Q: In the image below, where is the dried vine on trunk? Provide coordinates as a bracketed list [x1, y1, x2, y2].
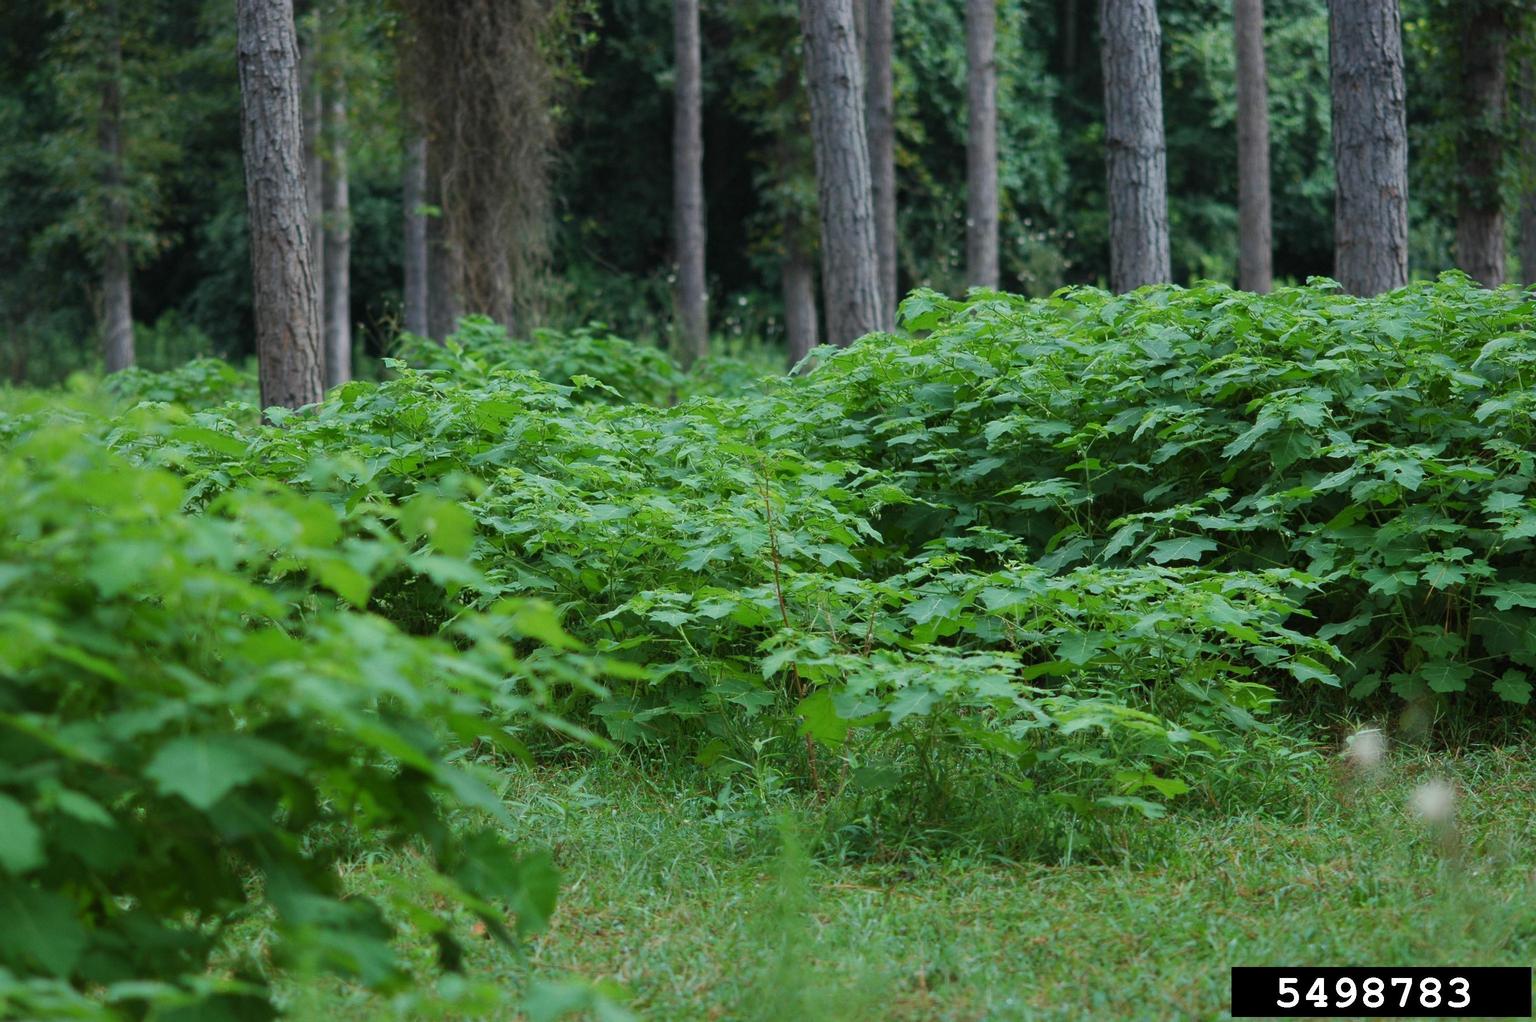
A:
[399, 0, 560, 331]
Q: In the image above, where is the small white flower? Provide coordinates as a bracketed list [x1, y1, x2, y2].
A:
[1410, 778, 1456, 826]
[1343, 728, 1386, 770]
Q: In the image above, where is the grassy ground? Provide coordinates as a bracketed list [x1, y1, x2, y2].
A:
[275, 742, 1536, 1022]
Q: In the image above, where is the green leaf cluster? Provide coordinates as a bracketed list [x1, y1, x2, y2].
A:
[0, 420, 600, 1019]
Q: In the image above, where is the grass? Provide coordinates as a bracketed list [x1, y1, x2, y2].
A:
[267, 736, 1536, 1022]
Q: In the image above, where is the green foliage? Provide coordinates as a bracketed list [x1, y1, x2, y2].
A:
[9, 277, 1535, 1013]
[801, 275, 1536, 708]
[105, 356, 255, 410]
[96, 310, 1342, 837]
[396, 318, 684, 405]
[0, 417, 616, 1019]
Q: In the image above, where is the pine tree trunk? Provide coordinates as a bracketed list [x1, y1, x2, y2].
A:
[426, 139, 462, 340]
[1454, 0, 1506, 288]
[403, 133, 430, 337]
[1234, 0, 1273, 293]
[301, 17, 324, 334]
[1100, 0, 1171, 292]
[1061, 0, 1080, 73]
[852, 0, 868, 64]
[427, 217, 461, 339]
[237, 0, 323, 410]
[966, 0, 1000, 289]
[783, 208, 820, 367]
[799, 0, 882, 346]
[1520, 61, 1536, 284]
[323, 60, 351, 387]
[1329, 0, 1408, 296]
[865, 0, 897, 322]
[673, 0, 708, 366]
[99, 10, 134, 373]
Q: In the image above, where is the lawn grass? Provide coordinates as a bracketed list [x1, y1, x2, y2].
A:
[275, 741, 1536, 1021]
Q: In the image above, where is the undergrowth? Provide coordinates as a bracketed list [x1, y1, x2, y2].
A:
[3, 276, 1534, 1017]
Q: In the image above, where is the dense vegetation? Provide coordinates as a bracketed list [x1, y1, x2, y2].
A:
[3, 278, 1532, 1017]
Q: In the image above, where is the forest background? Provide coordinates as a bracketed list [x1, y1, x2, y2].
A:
[3, 0, 1533, 384]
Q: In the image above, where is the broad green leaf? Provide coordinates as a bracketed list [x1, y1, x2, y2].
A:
[313, 555, 373, 608]
[796, 690, 849, 747]
[1148, 537, 1217, 564]
[1484, 492, 1525, 514]
[503, 600, 582, 650]
[1421, 660, 1473, 693]
[1420, 561, 1467, 590]
[884, 686, 939, 726]
[145, 736, 272, 810]
[1493, 670, 1532, 705]
[0, 795, 43, 875]
[399, 494, 476, 558]
[1054, 632, 1105, 666]
[1286, 656, 1340, 687]
[0, 884, 87, 976]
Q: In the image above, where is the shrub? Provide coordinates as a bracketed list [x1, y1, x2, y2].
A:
[94, 332, 1333, 833]
[104, 357, 256, 412]
[777, 275, 1536, 709]
[395, 318, 683, 406]
[0, 422, 609, 1019]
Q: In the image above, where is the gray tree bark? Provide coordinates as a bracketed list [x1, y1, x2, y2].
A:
[1520, 61, 1536, 284]
[1453, 0, 1506, 288]
[1100, 0, 1171, 292]
[799, 0, 883, 346]
[1234, 0, 1272, 293]
[426, 144, 462, 340]
[784, 224, 820, 368]
[300, 16, 324, 334]
[403, 133, 430, 337]
[237, 0, 323, 410]
[865, 0, 897, 321]
[966, 0, 1000, 289]
[673, 0, 708, 366]
[323, 57, 351, 387]
[852, 0, 868, 64]
[1329, 0, 1408, 296]
[427, 218, 461, 338]
[99, 8, 133, 373]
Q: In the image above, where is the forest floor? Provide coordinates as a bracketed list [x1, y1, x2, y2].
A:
[273, 743, 1536, 1022]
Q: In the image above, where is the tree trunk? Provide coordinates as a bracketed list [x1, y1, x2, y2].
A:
[966, 0, 1000, 289]
[426, 141, 462, 339]
[1061, 0, 1080, 74]
[852, 0, 868, 65]
[865, 0, 897, 322]
[102, 244, 133, 374]
[799, 0, 883, 346]
[1100, 0, 1171, 292]
[1453, 0, 1506, 288]
[1329, 0, 1408, 296]
[400, 0, 556, 334]
[1520, 60, 1536, 285]
[673, 0, 708, 366]
[237, 0, 323, 410]
[323, 56, 351, 387]
[1234, 0, 1273, 293]
[783, 203, 820, 367]
[301, 15, 324, 334]
[403, 133, 430, 337]
[99, 9, 133, 373]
